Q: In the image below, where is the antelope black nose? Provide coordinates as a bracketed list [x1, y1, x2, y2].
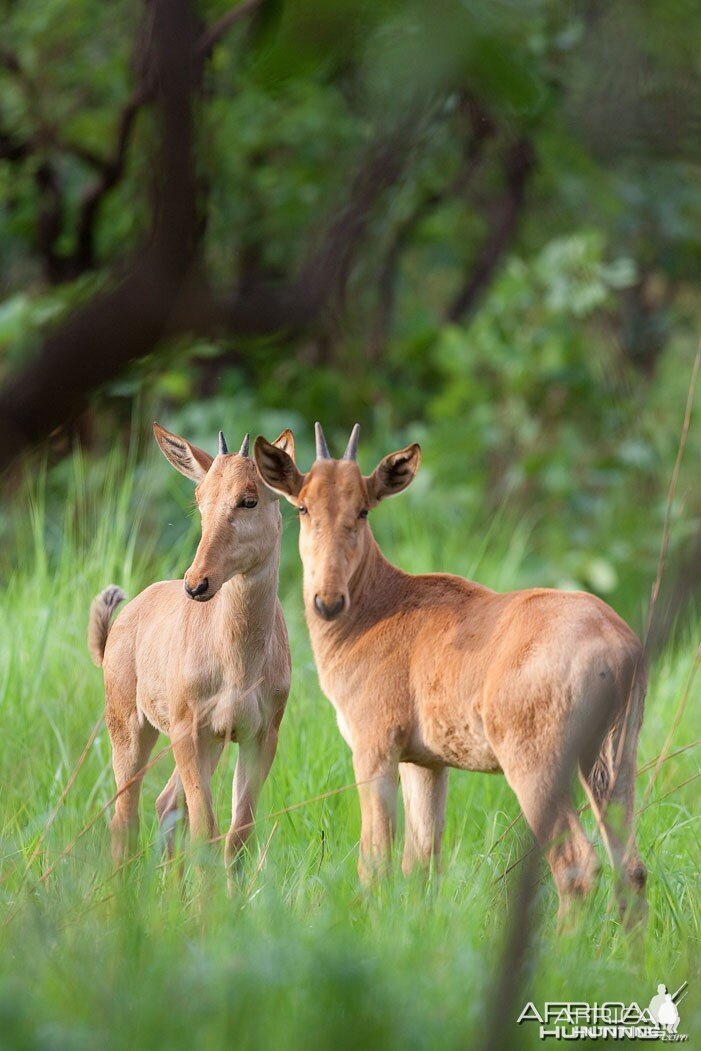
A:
[184, 577, 209, 599]
[314, 594, 345, 621]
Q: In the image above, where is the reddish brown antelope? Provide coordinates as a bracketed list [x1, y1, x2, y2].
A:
[89, 423, 294, 871]
[254, 423, 647, 923]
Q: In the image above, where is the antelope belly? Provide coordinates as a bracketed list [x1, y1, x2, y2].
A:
[417, 712, 502, 773]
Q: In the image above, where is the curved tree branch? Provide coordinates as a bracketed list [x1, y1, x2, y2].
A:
[35, 161, 66, 283]
[72, 83, 152, 274]
[72, 0, 265, 272]
[209, 110, 424, 338]
[0, 0, 203, 467]
[0, 1, 263, 282]
[369, 97, 495, 358]
[446, 136, 535, 325]
[197, 0, 264, 61]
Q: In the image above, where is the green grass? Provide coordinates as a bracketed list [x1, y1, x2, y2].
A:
[0, 449, 699, 1050]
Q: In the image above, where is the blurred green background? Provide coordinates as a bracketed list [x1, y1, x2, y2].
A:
[1, 2, 700, 1048]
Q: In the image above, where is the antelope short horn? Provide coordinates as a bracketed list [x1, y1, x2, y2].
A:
[315, 422, 331, 460]
[218, 431, 228, 455]
[239, 433, 250, 457]
[342, 423, 360, 461]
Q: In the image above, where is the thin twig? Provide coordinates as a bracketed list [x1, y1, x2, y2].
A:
[160, 776, 378, 866]
[606, 344, 701, 864]
[644, 343, 701, 649]
[495, 722, 701, 884]
[11, 715, 105, 889]
[34, 679, 262, 889]
[243, 818, 279, 895]
[637, 641, 701, 814]
[484, 734, 701, 864]
[636, 770, 701, 816]
[64, 776, 375, 924]
[197, 0, 263, 60]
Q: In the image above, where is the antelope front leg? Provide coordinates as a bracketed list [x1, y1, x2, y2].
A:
[156, 740, 225, 857]
[171, 726, 219, 846]
[225, 720, 279, 875]
[352, 750, 399, 885]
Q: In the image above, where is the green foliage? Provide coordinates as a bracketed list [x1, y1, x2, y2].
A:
[426, 232, 643, 511]
[0, 275, 104, 376]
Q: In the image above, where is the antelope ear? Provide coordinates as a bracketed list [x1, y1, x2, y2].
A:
[153, 422, 213, 482]
[253, 435, 304, 503]
[366, 443, 421, 505]
[271, 428, 296, 460]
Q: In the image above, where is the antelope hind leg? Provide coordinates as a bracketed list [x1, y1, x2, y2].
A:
[225, 719, 281, 879]
[399, 762, 448, 878]
[107, 709, 159, 866]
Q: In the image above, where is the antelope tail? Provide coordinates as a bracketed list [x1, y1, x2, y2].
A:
[578, 662, 647, 867]
[88, 585, 126, 667]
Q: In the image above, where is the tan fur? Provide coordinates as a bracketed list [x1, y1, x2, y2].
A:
[254, 437, 647, 924]
[88, 585, 126, 666]
[93, 423, 294, 872]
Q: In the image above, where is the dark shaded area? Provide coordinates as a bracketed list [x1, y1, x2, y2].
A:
[447, 137, 535, 325]
[0, 0, 427, 467]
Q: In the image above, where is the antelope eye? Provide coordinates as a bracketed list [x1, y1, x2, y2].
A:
[298, 505, 308, 516]
[238, 496, 258, 509]
[359, 508, 369, 519]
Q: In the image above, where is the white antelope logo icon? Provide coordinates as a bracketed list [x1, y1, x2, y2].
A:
[648, 982, 687, 1033]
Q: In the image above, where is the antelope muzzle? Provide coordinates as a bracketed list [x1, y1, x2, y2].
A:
[314, 593, 346, 621]
[184, 575, 211, 601]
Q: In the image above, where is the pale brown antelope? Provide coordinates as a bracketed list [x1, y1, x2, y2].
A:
[88, 423, 294, 871]
[254, 423, 647, 923]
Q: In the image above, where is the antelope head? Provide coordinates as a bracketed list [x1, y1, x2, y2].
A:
[254, 423, 420, 621]
[154, 422, 295, 601]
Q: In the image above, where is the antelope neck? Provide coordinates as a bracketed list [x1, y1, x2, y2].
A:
[348, 532, 405, 611]
[213, 550, 280, 647]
